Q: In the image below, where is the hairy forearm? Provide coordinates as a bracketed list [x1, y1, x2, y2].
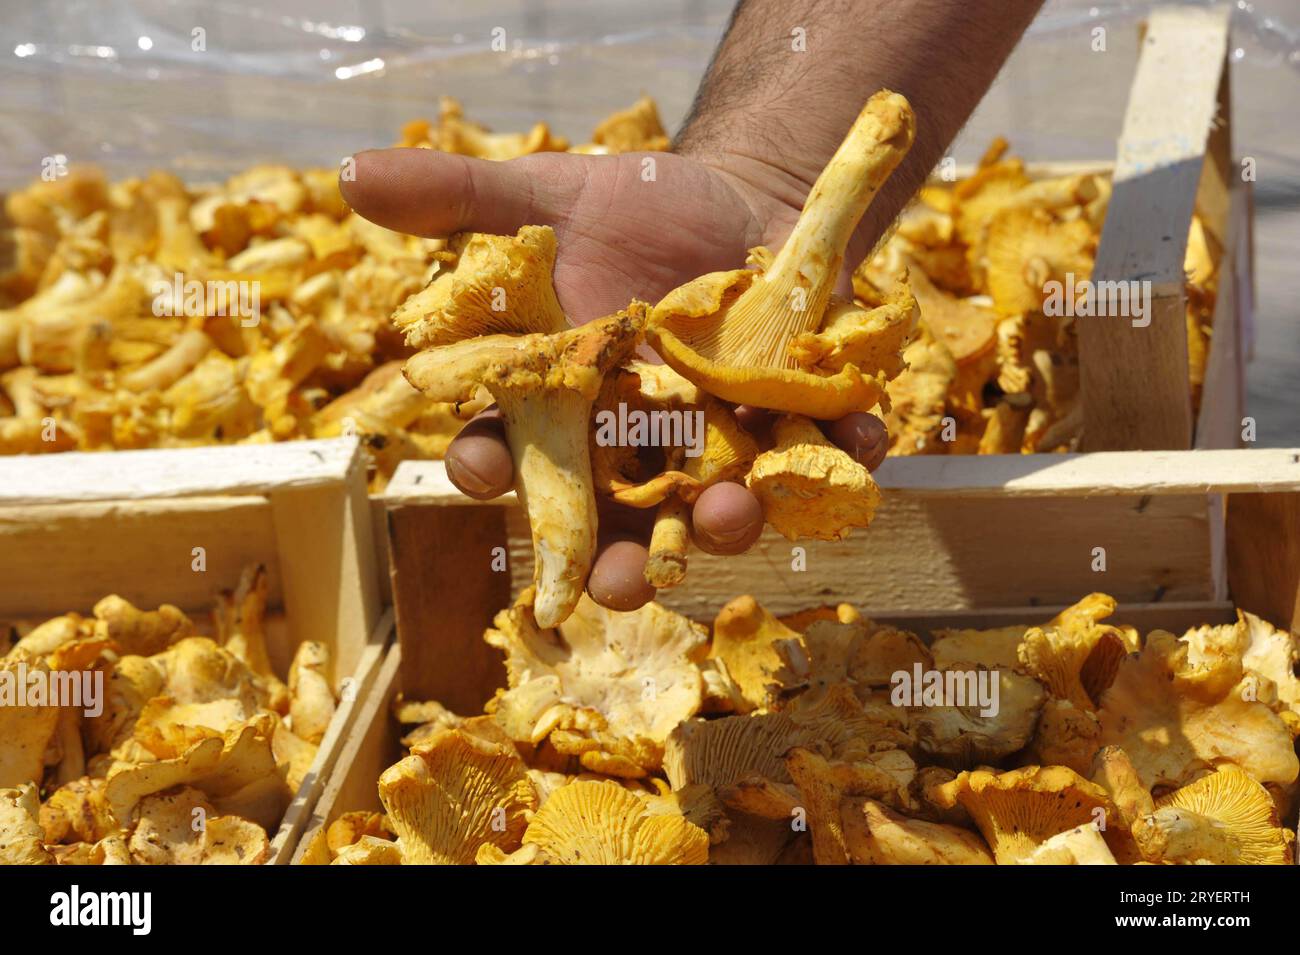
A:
[676, 0, 1044, 249]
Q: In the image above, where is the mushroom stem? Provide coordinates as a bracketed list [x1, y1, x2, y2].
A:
[401, 270, 645, 629]
[645, 496, 690, 589]
[495, 386, 598, 629]
[719, 92, 914, 368]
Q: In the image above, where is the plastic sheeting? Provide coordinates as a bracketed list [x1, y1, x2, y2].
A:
[1, 0, 1297, 186]
[2, 0, 1298, 440]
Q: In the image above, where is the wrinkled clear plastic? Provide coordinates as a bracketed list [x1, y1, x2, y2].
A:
[1, 0, 1297, 188]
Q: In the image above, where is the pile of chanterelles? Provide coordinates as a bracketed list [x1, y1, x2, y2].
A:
[0, 98, 671, 489]
[1, 566, 336, 865]
[395, 92, 921, 622]
[863, 138, 1218, 456]
[307, 590, 1296, 865]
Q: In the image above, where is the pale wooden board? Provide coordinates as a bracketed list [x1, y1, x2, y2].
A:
[1078, 6, 1231, 451]
[0, 496, 282, 619]
[500, 492, 1215, 620]
[0, 437, 359, 506]
[292, 641, 404, 864]
[388, 449, 1300, 505]
[270, 453, 382, 685]
[1195, 181, 1250, 451]
[269, 614, 392, 865]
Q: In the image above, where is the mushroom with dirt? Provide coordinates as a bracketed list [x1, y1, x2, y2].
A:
[396, 226, 645, 627]
[931, 765, 1115, 864]
[1131, 765, 1294, 866]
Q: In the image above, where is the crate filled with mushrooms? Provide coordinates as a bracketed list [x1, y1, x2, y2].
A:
[0, 437, 387, 865]
[299, 38, 1300, 863]
[302, 576, 1300, 866]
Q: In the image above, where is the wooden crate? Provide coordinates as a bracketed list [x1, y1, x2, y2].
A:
[0, 436, 387, 864]
[1077, 5, 1243, 452]
[383, 448, 1300, 712]
[298, 447, 1300, 860]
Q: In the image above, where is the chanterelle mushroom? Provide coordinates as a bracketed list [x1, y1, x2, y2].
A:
[1132, 765, 1294, 866]
[932, 766, 1114, 864]
[516, 779, 709, 865]
[398, 227, 644, 627]
[841, 797, 994, 865]
[378, 727, 536, 865]
[746, 414, 881, 540]
[0, 784, 52, 865]
[1019, 824, 1116, 865]
[646, 91, 918, 418]
[484, 592, 708, 776]
[708, 595, 810, 713]
[1098, 630, 1299, 789]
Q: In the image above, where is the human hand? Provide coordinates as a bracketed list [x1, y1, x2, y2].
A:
[341, 145, 889, 612]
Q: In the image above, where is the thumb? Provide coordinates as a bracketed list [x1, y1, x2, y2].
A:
[340, 147, 581, 238]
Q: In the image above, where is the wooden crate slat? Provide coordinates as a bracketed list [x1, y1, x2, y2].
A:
[860, 599, 1236, 637]
[1194, 181, 1250, 450]
[0, 437, 358, 506]
[269, 613, 392, 865]
[1078, 5, 1231, 451]
[389, 449, 1300, 506]
[387, 502, 510, 712]
[503, 493, 1214, 618]
[0, 496, 281, 619]
[292, 642, 404, 864]
[270, 451, 382, 687]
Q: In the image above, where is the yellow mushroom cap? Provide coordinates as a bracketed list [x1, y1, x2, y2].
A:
[646, 91, 917, 419]
[985, 206, 1095, 316]
[1098, 630, 1299, 789]
[377, 727, 537, 865]
[708, 595, 810, 713]
[590, 96, 671, 153]
[932, 765, 1115, 864]
[392, 226, 567, 349]
[520, 779, 708, 865]
[484, 593, 708, 776]
[929, 624, 1028, 671]
[842, 797, 994, 865]
[746, 414, 881, 541]
[1018, 824, 1117, 865]
[911, 669, 1046, 768]
[0, 784, 53, 865]
[1132, 765, 1294, 865]
[332, 835, 403, 865]
[0, 651, 60, 789]
[1018, 622, 1131, 711]
[127, 787, 269, 865]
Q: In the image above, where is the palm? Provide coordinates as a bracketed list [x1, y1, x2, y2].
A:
[511, 150, 800, 323]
